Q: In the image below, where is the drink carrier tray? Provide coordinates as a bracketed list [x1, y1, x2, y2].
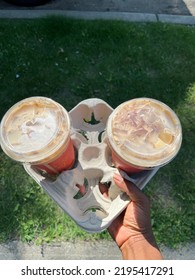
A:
[24, 98, 159, 233]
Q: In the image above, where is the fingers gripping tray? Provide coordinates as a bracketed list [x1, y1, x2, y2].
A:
[24, 99, 159, 233]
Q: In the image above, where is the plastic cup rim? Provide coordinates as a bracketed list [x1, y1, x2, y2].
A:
[0, 96, 71, 164]
[106, 97, 182, 168]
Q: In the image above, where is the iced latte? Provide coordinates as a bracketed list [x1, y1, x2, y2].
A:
[106, 98, 182, 173]
[0, 97, 75, 174]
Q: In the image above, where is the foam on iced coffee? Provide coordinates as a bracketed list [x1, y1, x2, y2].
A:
[0, 97, 71, 166]
[107, 98, 182, 170]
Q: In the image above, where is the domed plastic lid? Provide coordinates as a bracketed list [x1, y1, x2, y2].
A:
[107, 98, 182, 169]
[0, 97, 70, 164]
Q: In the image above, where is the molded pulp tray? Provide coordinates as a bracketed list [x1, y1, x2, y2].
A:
[24, 98, 159, 233]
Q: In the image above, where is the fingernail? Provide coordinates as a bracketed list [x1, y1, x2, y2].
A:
[113, 173, 124, 183]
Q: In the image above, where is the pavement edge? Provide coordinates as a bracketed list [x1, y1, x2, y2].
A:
[0, 10, 195, 25]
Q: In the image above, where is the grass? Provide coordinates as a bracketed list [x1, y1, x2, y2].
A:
[0, 17, 194, 248]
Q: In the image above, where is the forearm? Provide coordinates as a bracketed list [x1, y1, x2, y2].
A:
[120, 234, 163, 260]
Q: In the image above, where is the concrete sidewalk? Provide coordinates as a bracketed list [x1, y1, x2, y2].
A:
[0, 0, 195, 15]
[1, 240, 195, 260]
[0, 0, 195, 25]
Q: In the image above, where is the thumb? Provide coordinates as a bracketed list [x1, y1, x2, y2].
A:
[113, 173, 147, 203]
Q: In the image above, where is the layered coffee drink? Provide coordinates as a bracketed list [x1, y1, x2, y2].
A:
[0, 97, 75, 174]
[106, 98, 182, 173]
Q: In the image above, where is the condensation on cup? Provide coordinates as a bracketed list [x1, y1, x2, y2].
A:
[106, 98, 182, 174]
[0, 96, 75, 174]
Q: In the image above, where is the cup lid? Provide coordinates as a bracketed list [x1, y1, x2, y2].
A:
[0, 96, 70, 163]
[106, 98, 182, 168]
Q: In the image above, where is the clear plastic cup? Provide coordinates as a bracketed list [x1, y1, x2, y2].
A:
[0, 96, 75, 174]
[106, 98, 182, 174]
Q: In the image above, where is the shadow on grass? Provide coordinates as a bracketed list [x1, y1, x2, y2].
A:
[0, 18, 195, 113]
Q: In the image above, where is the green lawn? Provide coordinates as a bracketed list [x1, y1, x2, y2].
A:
[0, 17, 194, 247]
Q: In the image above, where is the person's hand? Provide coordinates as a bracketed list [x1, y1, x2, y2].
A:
[107, 173, 163, 260]
[108, 173, 152, 247]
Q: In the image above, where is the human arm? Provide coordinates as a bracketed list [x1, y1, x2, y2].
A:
[108, 173, 163, 260]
